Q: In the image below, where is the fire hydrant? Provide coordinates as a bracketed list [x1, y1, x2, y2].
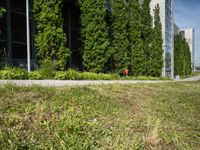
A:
[124, 69, 129, 76]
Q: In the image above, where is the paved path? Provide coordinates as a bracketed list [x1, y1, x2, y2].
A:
[0, 75, 199, 87]
[181, 75, 200, 81]
[0, 80, 172, 87]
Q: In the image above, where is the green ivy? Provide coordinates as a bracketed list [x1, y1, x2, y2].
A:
[32, 0, 70, 70]
[78, 0, 110, 73]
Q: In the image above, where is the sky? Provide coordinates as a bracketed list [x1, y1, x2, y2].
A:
[174, 0, 200, 66]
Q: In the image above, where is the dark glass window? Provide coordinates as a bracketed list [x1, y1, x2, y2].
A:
[12, 43, 26, 58]
[71, 50, 82, 69]
[11, 0, 26, 13]
[0, 15, 6, 40]
[0, 0, 6, 7]
[71, 28, 81, 50]
[0, 41, 7, 56]
[0, 0, 6, 41]
[63, 1, 82, 69]
[11, 12, 26, 42]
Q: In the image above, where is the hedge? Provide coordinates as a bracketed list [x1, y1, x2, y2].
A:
[0, 68, 169, 80]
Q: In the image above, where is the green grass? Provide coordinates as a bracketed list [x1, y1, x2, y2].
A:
[0, 82, 200, 149]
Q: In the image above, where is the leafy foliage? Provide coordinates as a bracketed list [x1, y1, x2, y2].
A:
[39, 59, 57, 79]
[28, 71, 42, 80]
[78, 0, 110, 73]
[110, 0, 129, 73]
[174, 34, 192, 76]
[32, 0, 70, 70]
[0, 7, 6, 17]
[0, 67, 28, 79]
[55, 69, 81, 80]
[141, 0, 154, 75]
[150, 5, 163, 77]
[128, 0, 145, 76]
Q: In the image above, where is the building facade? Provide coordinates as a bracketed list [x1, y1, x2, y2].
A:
[0, 0, 82, 69]
[1, 0, 175, 77]
[179, 28, 195, 69]
[150, 0, 174, 78]
[174, 23, 179, 35]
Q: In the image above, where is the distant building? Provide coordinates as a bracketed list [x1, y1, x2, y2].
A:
[174, 23, 179, 35]
[179, 28, 195, 69]
[150, 0, 174, 78]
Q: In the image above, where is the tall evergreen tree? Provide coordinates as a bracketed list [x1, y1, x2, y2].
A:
[110, 0, 129, 73]
[174, 34, 192, 76]
[141, 0, 153, 75]
[33, 0, 70, 70]
[174, 34, 183, 75]
[128, 0, 145, 75]
[183, 38, 192, 75]
[150, 5, 163, 77]
[78, 0, 110, 73]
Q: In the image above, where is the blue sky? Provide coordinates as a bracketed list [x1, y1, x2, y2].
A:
[174, 0, 200, 66]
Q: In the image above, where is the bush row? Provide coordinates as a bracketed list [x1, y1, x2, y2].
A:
[0, 68, 169, 80]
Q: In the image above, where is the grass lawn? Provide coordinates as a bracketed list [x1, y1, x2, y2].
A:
[0, 82, 200, 149]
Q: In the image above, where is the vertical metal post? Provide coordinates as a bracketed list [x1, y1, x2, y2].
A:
[171, 0, 175, 79]
[26, 0, 31, 72]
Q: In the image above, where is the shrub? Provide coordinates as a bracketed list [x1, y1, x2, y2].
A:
[81, 72, 100, 80]
[65, 69, 81, 80]
[55, 70, 81, 80]
[0, 67, 28, 79]
[97, 73, 112, 80]
[28, 71, 42, 80]
[0, 70, 11, 79]
[55, 71, 66, 80]
[39, 59, 56, 79]
[111, 73, 121, 80]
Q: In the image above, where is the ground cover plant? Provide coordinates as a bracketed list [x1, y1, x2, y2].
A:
[0, 82, 200, 149]
[0, 67, 170, 80]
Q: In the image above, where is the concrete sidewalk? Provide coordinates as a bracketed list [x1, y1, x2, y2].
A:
[0, 75, 199, 87]
[0, 80, 172, 87]
[181, 75, 200, 81]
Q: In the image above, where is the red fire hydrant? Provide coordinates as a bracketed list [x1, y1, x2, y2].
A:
[124, 69, 129, 76]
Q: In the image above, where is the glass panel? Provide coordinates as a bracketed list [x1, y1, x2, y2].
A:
[12, 43, 26, 58]
[0, 41, 7, 56]
[11, 0, 26, 13]
[0, 0, 6, 40]
[11, 12, 26, 42]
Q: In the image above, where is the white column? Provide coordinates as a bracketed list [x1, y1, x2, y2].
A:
[26, 0, 31, 72]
